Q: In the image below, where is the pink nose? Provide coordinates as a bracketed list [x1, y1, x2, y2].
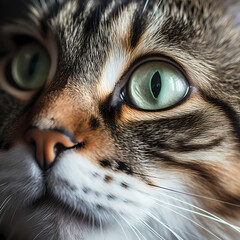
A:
[25, 128, 76, 170]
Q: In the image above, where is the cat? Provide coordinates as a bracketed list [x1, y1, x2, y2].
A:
[0, 0, 239, 239]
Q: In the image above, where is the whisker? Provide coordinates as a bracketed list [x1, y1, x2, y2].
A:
[148, 183, 240, 208]
[142, 0, 149, 13]
[118, 213, 146, 240]
[150, 0, 163, 19]
[157, 203, 223, 240]
[0, 195, 12, 215]
[137, 217, 166, 240]
[111, 213, 129, 240]
[32, 224, 52, 240]
[143, 210, 184, 240]
[0, 185, 11, 193]
[151, 194, 240, 232]
[10, 206, 18, 224]
[132, 171, 240, 208]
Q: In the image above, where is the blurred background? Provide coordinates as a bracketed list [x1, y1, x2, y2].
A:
[0, 0, 29, 23]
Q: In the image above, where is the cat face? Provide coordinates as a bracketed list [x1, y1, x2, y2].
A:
[0, 0, 239, 239]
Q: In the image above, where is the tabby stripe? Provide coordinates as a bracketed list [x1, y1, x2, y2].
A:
[149, 151, 217, 183]
[149, 151, 240, 213]
[80, 1, 111, 39]
[129, 8, 148, 49]
[173, 137, 223, 152]
[201, 92, 240, 144]
[146, 138, 223, 153]
[38, 0, 68, 35]
[103, 0, 134, 25]
[72, 0, 89, 22]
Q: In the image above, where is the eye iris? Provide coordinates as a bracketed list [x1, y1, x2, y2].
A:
[127, 61, 189, 110]
[28, 53, 40, 77]
[150, 71, 161, 99]
[9, 42, 50, 91]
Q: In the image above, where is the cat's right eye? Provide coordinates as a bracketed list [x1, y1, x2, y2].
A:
[5, 42, 50, 91]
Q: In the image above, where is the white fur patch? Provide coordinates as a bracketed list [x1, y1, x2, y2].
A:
[0, 145, 239, 239]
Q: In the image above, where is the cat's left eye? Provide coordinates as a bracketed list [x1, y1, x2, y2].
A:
[6, 42, 50, 91]
[122, 61, 189, 111]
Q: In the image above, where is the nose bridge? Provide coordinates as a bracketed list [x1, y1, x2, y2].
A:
[30, 85, 94, 131]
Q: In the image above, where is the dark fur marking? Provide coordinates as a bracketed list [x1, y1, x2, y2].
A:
[99, 94, 116, 126]
[96, 204, 104, 210]
[201, 92, 240, 144]
[116, 161, 133, 175]
[92, 172, 100, 178]
[150, 137, 223, 153]
[104, 0, 133, 24]
[129, 9, 147, 49]
[80, 1, 110, 51]
[100, 160, 112, 168]
[72, 0, 87, 20]
[39, 0, 67, 34]
[121, 182, 129, 189]
[89, 117, 100, 130]
[107, 194, 116, 200]
[82, 187, 91, 194]
[175, 138, 223, 152]
[150, 151, 217, 183]
[104, 175, 113, 183]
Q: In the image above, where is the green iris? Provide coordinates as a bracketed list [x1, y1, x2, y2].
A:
[11, 43, 50, 90]
[128, 61, 189, 110]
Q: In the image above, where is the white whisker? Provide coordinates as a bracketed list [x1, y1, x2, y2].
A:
[143, 210, 184, 240]
[142, 0, 149, 13]
[150, 0, 163, 19]
[149, 184, 240, 208]
[151, 193, 240, 232]
[137, 217, 166, 240]
[111, 213, 129, 240]
[32, 225, 51, 240]
[118, 213, 146, 240]
[158, 203, 223, 240]
[0, 194, 13, 214]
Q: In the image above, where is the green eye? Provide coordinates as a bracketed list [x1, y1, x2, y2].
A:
[10, 43, 50, 90]
[126, 61, 189, 110]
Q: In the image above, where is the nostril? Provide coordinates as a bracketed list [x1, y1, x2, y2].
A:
[54, 143, 67, 157]
[24, 127, 79, 171]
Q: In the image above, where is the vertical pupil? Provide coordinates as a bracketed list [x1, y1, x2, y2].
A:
[28, 53, 39, 77]
[151, 71, 161, 99]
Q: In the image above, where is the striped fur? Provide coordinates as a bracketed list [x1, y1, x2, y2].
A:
[0, 0, 239, 239]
